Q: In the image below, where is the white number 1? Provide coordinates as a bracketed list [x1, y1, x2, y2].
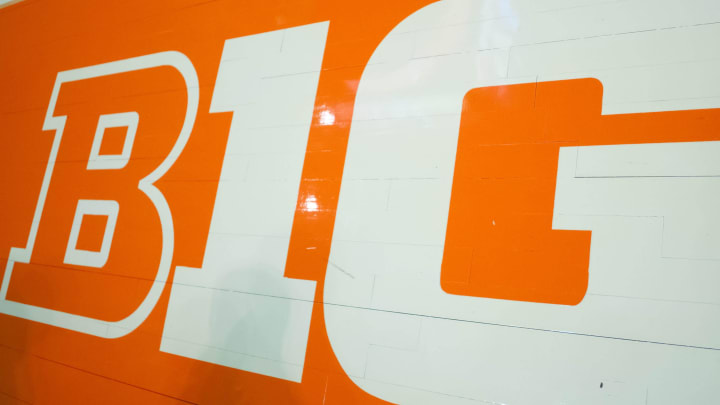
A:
[160, 22, 329, 383]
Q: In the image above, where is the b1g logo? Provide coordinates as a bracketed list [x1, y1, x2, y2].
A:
[2, 0, 720, 402]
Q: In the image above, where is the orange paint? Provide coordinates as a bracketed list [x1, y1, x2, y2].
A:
[0, 0, 432, 403]
[442, 78, 720, 305]
[2, 0, 718, 402]
[97, 126, 128, 156]
[74, 215, 108, 252]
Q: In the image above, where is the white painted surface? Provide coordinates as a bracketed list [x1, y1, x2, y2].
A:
[323, 0, 720, 403]
[1, 0, 718, 402]
[161, 22, 328, 382]
[0, 0, 22, 8]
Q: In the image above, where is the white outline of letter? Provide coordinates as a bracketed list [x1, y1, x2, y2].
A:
[0, 51, 199, 338]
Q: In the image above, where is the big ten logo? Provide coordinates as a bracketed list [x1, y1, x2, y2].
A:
[2, 0, 720, 403]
